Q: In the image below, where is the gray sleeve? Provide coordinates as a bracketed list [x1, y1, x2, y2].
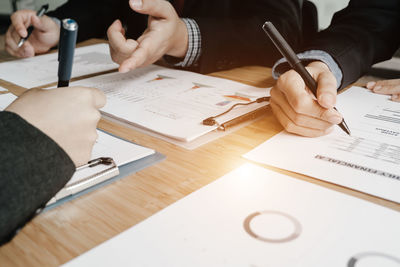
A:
[272, 50, 344, 89]
[0, 111, 75, 245]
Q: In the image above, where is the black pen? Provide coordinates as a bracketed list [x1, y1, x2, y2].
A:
[262, 21, 351, 135]
[57, 18, 78, 87]
[17, 4, 49, 48]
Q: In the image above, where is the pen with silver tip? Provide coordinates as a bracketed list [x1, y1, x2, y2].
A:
[17, 4, 49, 48]
[262, 21, 351, 135]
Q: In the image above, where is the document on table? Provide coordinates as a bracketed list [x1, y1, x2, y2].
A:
[70, 65, 270, 142]
[0, 43, 118, 88]
[64, 163, 400, 267]
[245, 86, 400, 203]
[48, 130, 155, 204]
[0, 91, 17, 110]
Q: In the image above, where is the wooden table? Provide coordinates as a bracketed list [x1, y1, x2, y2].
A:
[0, 40, 398, 267]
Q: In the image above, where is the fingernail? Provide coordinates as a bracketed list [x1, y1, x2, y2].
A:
[119, 67, 129, 73]
[327, 115, 342, 125]
[320, 94, 335, 107]
[366, 81, 376, 89]
[373, 86, 382, 92]
[130, 0, 143, 8]
[392, 94, 399, 100]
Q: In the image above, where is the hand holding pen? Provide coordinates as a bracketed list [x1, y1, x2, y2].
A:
[263, 22, 351, 137]
[5, 4, 60, 58]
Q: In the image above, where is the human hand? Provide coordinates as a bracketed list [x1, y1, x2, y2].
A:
[366, 79, 400, 102]
[107, 0, 188, 73]
[5, 87, 106, 166]
[5, 10, 60, 58]
[270, 61, 343, 137]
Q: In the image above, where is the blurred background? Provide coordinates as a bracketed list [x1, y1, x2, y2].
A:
[0, 0, 350, 34]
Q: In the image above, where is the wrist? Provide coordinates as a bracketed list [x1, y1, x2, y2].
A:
[166, 19, 188, 58]
[307, 61, 330, 72]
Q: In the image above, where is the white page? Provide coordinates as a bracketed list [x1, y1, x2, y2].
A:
[245, 86, 400, 203]
[66, 130, 155, 185]
[64, 163, 400, 267]
[0, 44, 118, 88]
[373, 57, 400, 71]
[70, 65, 270, 142]
[0, 92, 17, 110]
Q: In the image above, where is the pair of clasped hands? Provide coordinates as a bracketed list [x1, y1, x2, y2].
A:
[5, 0, 188, 166]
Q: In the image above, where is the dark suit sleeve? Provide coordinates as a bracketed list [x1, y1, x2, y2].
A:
[188, 0, 303, 73]
[47, 0, 123, 42]
[0, 111, 75, 245]
[303, 0, 400, 88]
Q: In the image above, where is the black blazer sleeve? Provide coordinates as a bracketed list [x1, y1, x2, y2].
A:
[0, 111, 75, 245]
[303, 0, 400, 88]
[184, 0, 303, 73]
[47, 0, 125, 42]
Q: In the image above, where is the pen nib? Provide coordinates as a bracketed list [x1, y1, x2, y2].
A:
[338, 120, 351, 136]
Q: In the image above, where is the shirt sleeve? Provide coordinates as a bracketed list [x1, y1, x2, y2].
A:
[164, 18, 202, 68]
[272, 50, 344, 90]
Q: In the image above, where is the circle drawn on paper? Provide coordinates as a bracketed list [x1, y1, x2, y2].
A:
[348, 252, 400, 267]
[243, 210, 301, 243]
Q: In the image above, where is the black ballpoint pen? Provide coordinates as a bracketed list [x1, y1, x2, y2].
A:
[262, 21, 351, 135]
[17, 4, 49, 48]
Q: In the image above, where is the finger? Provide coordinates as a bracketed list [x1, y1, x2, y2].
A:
[277, 70, 342, 123]
[316, 70, 337, 109]
[31, 15, 57, 32]
[129, 0, 176, 19]
[5, 27, 19, 56]
[270, 101, 333, 137]
[367, 79, 400, 90]
[119, 43, 150, 73]
[391, 94, 400, 102]
[271, 86, 334, 130]
[21, 42, 35, 57]
[108, 20, 138, 64]
[91, 88, 107, 109]
[371, 83, 400, 95]
[10, 11, 34, 38]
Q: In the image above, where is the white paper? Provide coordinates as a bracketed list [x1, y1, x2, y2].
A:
[0, 93, 17, 110]
[64, 163, 400, 267]
[66, 130, 155, 186]
[245, 86, 400, 203]
[70, 65, 270, 142]
[0, 44, 118, 88]
[373, 57, 400, 71]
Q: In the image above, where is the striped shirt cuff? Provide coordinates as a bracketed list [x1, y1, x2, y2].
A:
[172, 18, 202, 67]
[272, 50, 343, 89]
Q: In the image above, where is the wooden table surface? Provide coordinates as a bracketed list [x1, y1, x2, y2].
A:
[0, 40, 398, 267]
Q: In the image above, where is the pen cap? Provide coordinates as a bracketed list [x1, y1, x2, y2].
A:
[58, 19, 78, 82]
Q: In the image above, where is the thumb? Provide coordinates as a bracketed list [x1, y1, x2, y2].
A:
[31, 15, 57, 32]
[129, 0, 176, 19]
[316, 70, 338, 109]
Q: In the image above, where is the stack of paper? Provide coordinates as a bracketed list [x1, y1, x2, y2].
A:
[64, 163, 400, 266]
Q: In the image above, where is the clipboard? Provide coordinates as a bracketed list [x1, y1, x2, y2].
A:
[47, 157, 119, 205]
[44, 131, 166, 210]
